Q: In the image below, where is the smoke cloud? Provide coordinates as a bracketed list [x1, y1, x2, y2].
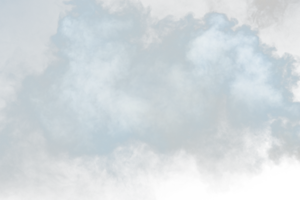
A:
[1, 0, 300, 199]
[6, 0, 300, 166]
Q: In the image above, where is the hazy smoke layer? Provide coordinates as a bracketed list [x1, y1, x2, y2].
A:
[1, 0, 300, 199]
[248, 0, 300, 29]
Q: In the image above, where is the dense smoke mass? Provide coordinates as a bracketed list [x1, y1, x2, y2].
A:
[0, 0, 300, 199]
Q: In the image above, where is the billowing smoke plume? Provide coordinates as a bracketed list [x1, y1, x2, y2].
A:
[14, 0, 300, 164]
[1, 0, 300, 198]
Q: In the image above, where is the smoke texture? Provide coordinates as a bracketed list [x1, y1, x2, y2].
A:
[0, 0, 300, 199]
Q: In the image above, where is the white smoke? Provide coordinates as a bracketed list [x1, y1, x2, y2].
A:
[15, 0, 300, 180]
[248, 0, 300, 29]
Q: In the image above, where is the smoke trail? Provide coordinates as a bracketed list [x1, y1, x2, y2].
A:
[1, 0, 300, 199]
